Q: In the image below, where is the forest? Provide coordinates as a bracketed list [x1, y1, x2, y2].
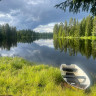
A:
[53, 15, 96, 38]
[0, 24, 53, 40]
[0, 24, 53, 50]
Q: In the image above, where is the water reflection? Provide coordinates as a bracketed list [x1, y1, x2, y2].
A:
[34, 39, 54, 48]
[0, 38, 17, 50]
[53, 38, 96, 60]
[0, 36, 52, 50]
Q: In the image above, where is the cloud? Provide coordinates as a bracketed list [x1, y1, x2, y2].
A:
[33, 23, 57, 32]
[27, 0, 45, 5]
[0, 0, 89, 31]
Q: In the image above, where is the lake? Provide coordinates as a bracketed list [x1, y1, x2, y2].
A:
[0, 38, 96, 87]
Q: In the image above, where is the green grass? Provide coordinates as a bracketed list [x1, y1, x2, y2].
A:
[0, 57, 95, 96]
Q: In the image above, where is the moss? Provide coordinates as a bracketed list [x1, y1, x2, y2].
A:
[0, 57, 94, 96]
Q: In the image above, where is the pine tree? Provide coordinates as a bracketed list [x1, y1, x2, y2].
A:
[85, 16, 93, 36]
[58, 22, 63, 37]
[69, 18, 73, 28]
[64, 20, 68, 36]
[92, 16, 96, 36]
[53, 24, 59, 37]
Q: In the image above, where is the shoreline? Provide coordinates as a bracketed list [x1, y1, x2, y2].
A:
[0, 57, 95, 96]
[53, 36, 96, 40]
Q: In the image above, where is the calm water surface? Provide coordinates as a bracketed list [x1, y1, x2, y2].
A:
[0, 39, 96, 87]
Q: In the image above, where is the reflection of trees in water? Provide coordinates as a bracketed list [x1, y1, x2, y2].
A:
[17, 36, 52, 44]
[84, 40, 92, 59]
[17, 37, 36, 44]
[92, 40, 96, 59]
[0, 36, 53, 50]
[53, 38, 96, 59]
[0, 38, 17, 50]
[55, 0, 96, 16]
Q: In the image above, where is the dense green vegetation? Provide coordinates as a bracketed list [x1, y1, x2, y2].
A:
[0, 24, 53, 42]
[53, 38, 96, 59]
[17, 30, 53, 39]
[0, 57, 96, 96]
[53, 15, 96, 38]
[55, 0, 96, 16]
[0, 24, 53, 50]
[0, 24, 17, 41]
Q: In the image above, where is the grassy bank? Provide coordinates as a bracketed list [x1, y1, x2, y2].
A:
[0, 57, 95, 96]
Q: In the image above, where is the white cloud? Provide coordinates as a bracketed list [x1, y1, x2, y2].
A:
[27, 0, 45, 5]
[33, 23, 57, 32]
[0, 13, 13, 25]
[0, 14, 5, 17]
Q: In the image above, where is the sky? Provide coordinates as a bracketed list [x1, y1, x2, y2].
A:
[0, 0, 90, 32]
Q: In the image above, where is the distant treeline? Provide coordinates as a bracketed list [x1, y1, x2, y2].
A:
[17, 30, 53, 42]
[0, 24, 53, 50]
[0, 23, 53, 40]
[17, 30, 53, 38]
[53, 15, 96, 38]
[0, 24, 53, 40]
